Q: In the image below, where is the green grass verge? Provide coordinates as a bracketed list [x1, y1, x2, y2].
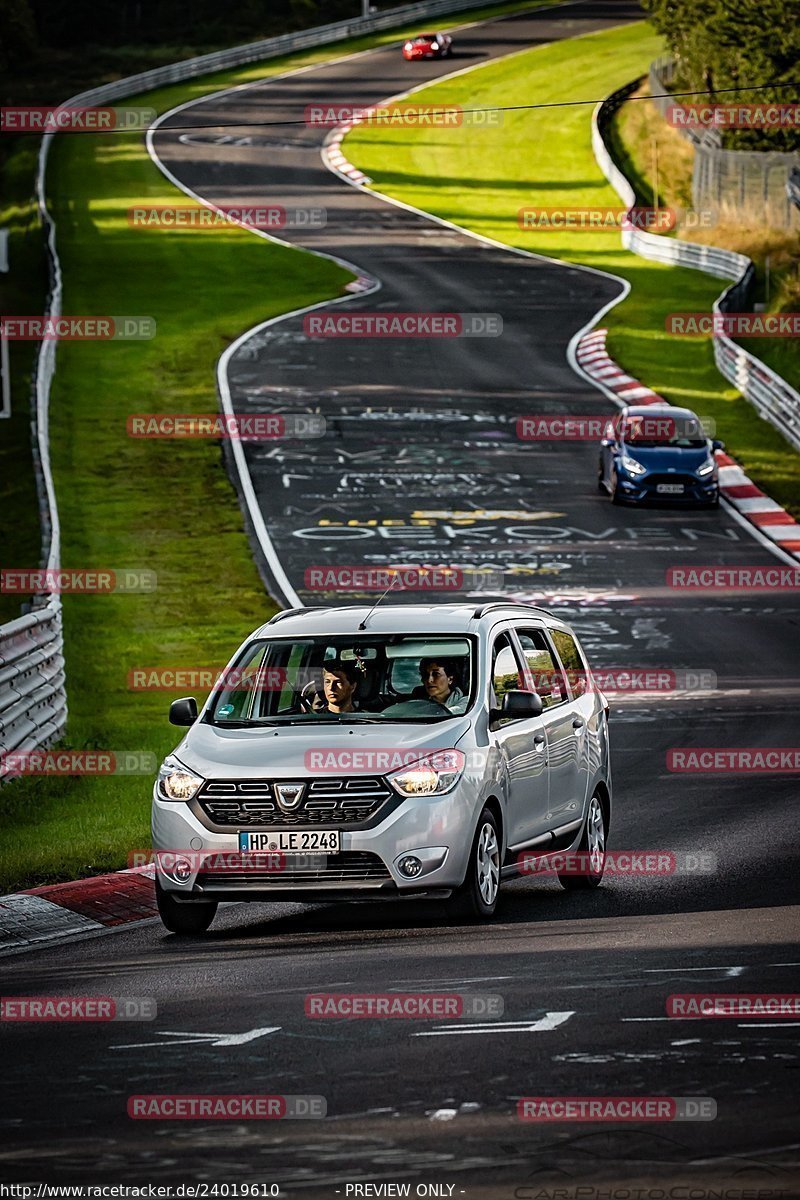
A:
[0, 0, 558, 894]
[344, 20, 800, 517]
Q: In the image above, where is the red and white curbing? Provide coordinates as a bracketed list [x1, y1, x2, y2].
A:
[323, 120, 373, 186]
[576, 327, 800, 560]
[0, 865, 158, 957]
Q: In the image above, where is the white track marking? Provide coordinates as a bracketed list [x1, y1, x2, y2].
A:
[642, 965, 746, 976]
[737, 1022, 800, 1029]
[413, 1011, 574, 1036]
[111, 1026, 280, 1049]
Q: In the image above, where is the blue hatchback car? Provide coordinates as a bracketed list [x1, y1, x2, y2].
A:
[598, 405, 723, 507]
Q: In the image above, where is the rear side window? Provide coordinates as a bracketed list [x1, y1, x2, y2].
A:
[551, 629, 590, 697]
[490, 633, 522, 705]
[515, 629, 567, 709]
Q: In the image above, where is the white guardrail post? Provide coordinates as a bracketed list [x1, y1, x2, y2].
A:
[0, 0, 517, 779]
[592, 80, 800, 454]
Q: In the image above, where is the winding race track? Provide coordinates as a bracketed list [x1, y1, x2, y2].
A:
[2, 1, 799, 1193]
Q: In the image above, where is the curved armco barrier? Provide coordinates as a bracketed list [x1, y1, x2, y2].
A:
[574, 78, 800, 563]
[592, 79, 800, 455]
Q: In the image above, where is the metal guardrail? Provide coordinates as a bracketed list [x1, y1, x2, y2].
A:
[593, 81, 800, 455]
[1, 0, 520, 776]
[0, 605, 66, 777]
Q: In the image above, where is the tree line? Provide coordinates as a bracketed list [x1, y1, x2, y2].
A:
[0, 0, 391, 72]
[643, 0, 800, 151]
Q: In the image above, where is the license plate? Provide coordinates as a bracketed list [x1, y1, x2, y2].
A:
[239, 830, 340, 854]
[656, 483, 684, 494]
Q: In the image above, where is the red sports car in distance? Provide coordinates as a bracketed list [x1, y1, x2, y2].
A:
[402, 32, 454, 60]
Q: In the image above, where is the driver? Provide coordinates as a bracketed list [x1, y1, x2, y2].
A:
[418, 657, 467, 713]
[322, 659, 360, 714]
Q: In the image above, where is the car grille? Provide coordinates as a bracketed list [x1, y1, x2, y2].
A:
[196, 851, 391, 888]
[646, 474, 701, 489]
[196, 776, 395, 829]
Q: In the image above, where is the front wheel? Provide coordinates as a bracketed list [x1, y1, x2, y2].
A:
[156, 878, 218, 935]
[558, 793, 606, 890]
[447, 807, 501, 921]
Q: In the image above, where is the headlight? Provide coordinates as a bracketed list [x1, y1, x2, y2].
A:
[619, 453, 647, 477]
[404, 41, 413, 49]
[697, 457, 716, 476]
[158, 756, 203, 801]
[388, 749, 466, 797]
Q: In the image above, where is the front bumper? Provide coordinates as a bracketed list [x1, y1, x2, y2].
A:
[152, 782, 474, 899]
[616, 474, 719, 504]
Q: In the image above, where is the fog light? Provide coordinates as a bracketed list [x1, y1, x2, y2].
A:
[171, 855, 193, 883]
[398, 856, 423, 878]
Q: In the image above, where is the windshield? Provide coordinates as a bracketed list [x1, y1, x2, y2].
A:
[207, 634, 475, 726]
[622, 415, 707, 450]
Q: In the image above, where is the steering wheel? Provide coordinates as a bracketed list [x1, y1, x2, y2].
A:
[276, 685, 315, 715]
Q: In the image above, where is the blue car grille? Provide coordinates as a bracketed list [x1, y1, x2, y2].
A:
[645, 474, 705, 489]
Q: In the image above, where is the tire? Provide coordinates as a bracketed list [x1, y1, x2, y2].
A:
[156, 877, 218, 935]
[447, 806, 501, 921]
[558, 792, 606, 890]
[597, 463, 607, 493]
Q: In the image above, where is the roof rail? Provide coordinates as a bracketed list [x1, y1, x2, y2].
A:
[472, 601, 554, 620]
[267, 607, 321, 624]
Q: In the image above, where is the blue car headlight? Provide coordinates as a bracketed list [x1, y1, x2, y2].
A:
[619, 453, 647, 477]
[696, 457, 716, 477]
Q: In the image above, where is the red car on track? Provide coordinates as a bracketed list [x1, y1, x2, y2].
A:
[402, 32, 454, 60]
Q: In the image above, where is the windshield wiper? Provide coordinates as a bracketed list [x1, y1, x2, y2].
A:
[208, 719, 282, 728]
[331, 715, 387, 724]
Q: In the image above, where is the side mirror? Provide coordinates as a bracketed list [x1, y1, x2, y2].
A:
[501, 690, 544, 719]
[712, 439, 725, 452]
[169, 697, 198, 726]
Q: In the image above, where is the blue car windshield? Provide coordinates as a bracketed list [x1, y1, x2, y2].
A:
[622, 415, 706, 449]
[626, 435, 707, 449]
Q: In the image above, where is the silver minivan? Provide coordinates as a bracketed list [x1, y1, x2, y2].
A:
[152, 602, 612, 934]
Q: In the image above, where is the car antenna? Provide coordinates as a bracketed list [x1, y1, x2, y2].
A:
[358, 571, 401, 630]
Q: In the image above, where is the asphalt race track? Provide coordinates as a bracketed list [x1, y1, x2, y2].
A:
[2, 1, 799, 1194]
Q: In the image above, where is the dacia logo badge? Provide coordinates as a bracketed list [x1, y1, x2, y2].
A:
[274, 782, 305, 811]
